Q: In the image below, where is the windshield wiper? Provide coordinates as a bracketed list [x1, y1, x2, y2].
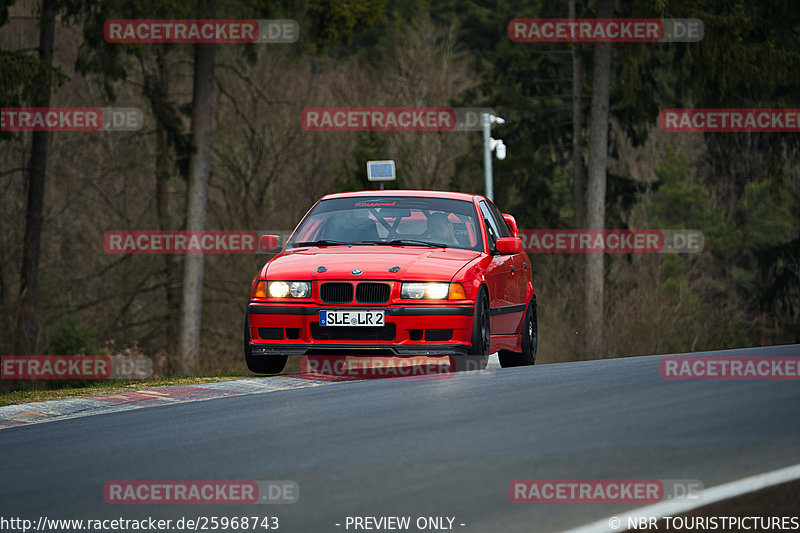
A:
[363, 239, 449, 248]
[291, 239, 351, 247]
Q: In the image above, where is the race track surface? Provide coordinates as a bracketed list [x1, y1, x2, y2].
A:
[1, 344, 799, 532]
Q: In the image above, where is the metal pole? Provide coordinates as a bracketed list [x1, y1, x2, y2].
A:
[482, 113, 493, 201]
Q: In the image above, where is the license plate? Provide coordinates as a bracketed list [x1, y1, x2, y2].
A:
[320, 310, 385, 327]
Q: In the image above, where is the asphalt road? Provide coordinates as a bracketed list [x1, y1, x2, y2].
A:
[1, 344, 799, 533]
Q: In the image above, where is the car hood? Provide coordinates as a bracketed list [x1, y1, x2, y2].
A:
[265, 245, 482, 281]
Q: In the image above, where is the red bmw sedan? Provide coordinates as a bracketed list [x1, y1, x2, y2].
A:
[245, 190, 537, 373]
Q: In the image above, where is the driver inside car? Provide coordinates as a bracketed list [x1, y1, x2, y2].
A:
[424, 212, 458, 245]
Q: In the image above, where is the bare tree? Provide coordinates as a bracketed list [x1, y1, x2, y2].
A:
[570, 0, 584, 229]
[177, 43, 216, 375]
[146, 47, 184, 363]
[15, 0, 55, 354]
[584, 0, 613, 357]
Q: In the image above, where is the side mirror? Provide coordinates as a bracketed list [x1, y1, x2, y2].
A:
[260, 234, 281, 252]
[495, 237, 522, 255]
[502, 214, 518, 237]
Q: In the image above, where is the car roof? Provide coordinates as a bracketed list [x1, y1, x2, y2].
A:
[320, 190, 484, 203]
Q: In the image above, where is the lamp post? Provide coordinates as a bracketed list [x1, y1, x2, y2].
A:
[482, 113, 506, 201]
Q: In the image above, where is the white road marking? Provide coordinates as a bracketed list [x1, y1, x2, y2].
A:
[562, 462, 800, 533]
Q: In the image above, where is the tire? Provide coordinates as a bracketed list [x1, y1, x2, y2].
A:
[498, 298, 537, 368]
[454, 287, 490, 372]
[244, 313, 288, 374]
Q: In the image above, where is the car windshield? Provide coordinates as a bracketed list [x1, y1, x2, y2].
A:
[287, 196, 483, 251]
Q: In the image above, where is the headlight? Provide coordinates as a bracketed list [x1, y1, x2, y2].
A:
[401, 282, 461, 300]
[267, 281, 311, 298]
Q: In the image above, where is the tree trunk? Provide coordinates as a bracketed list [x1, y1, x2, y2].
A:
[151, 47, 183, 368]
[177, 44, 216, 375]
[15, 0, 55, 355]
[570, 0, 585, 229]
[583, 0, 613, 358]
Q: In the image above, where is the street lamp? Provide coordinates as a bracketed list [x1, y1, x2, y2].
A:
[482, 113, 506, 201]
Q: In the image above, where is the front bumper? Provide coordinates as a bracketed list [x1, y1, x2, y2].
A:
[248, 344, 471, 357]
[247, 303, 474, 356]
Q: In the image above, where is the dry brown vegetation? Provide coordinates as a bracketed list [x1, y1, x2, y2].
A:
[1, 11, 794, 380]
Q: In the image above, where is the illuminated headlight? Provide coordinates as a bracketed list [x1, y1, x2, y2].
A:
[401, 282, 451, 300]
[267, 281, 311, 298]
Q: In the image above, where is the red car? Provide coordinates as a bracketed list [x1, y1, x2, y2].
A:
[244, 190, 537, 373]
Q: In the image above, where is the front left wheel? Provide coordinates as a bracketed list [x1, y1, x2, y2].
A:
[454, 287, 490, 372]
[244, 313, 288, 374]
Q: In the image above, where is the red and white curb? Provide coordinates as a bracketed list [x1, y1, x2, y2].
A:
[0, 355, 501, 430]
[0, 376, 328, 429]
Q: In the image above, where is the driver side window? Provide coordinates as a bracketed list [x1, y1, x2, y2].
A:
[486, 201, 510, 238]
